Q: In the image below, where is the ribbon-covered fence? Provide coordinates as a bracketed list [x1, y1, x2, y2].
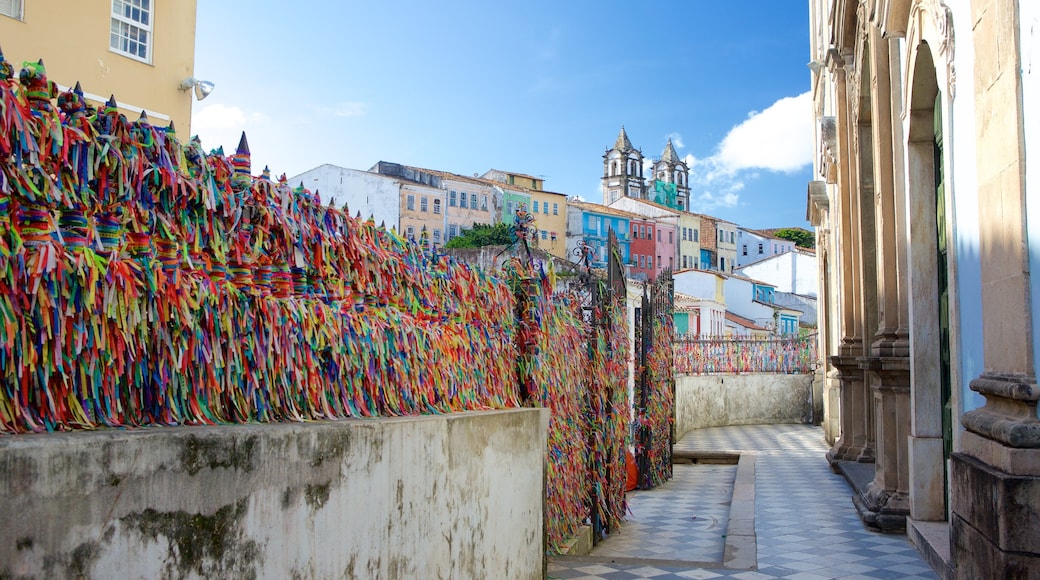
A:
[633, 271, 675, 489]
[0, 58, 520, 433]
[673, 334, 818, 375]
[509, 229, 630, 553]
[0, 56, 637, 555]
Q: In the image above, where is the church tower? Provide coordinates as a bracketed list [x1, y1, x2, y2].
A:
[602, 126, 646, 205]
[650, 138, 690, 210]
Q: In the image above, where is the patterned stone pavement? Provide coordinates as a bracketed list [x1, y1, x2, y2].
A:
[549, 424, 937, 580]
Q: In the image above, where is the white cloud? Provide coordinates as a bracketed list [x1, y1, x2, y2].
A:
[666, 132, 685, 149]
[317, 101, 367, 118]
[192, 103, 263, 132]
[714, 91, 812, 173]
[662, 92, 811, 216]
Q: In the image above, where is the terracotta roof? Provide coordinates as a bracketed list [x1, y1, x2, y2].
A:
[725, 312, 767, 331]
[483, 169, 543, 182]
[568, 200, 643, 219]
[609, 197, 681, 216]
[402, 165, 492, 188]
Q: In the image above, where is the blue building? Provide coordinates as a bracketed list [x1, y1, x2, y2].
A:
[565, 201, 634, 269]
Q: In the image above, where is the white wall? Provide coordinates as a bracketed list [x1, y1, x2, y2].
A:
[674, 374, 814, 441]
[673, 270, 721, 302]
[1021, 0, 1040, 413]
[737, 251, 819, 297]
[944, 2, 986, 414]
[287, 164, 401, 228]
[723, 277, 775, 328]
[0, 411, 548, 579]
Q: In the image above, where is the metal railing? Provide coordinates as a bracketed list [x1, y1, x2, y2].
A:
[673, 334, 818, 375]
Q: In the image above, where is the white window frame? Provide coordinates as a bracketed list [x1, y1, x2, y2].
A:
[433, 199, 441, 214]
[420, 197, 428, 212]
[110, 0, 153, 64]
[0, 0, 24, 20]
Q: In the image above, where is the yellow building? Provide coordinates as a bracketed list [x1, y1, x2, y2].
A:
[479, 169, 568, 259]
[0, 0, 200, 132]
[527, 189, 568, 259]
[399, 181, 447, 248]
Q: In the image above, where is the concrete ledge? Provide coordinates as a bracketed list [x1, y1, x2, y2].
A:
[722, 453, 758, 571]
[0, 410, 548, 579]
[558, 526, 593, 556]
[908, 519, 954, 580]
[673, 450, 740, 464]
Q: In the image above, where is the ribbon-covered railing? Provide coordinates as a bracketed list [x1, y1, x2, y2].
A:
[673, 334, 818, 375]
[507, 257, 630, 553]
[0, 57, 519, 433]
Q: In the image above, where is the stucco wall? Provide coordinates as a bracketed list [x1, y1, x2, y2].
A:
[675, 374, 815, 441]
[0, 409, 547, 579]
[0, 0, 198, 130]
[288, 165, 402, 229]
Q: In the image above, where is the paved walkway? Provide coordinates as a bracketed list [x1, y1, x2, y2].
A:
[549, 424, 937, 579]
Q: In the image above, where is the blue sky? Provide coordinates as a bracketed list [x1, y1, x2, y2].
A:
[191, 2, 812, 229]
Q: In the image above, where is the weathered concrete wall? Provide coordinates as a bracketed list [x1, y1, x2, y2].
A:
[0, 409, 548, 579]
[675, 374, 813, 440]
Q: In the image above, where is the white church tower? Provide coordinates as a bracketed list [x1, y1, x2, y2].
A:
[602, 126, 646, 204]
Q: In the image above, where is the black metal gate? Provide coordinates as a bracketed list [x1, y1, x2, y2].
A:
[634, 269, 675, 489]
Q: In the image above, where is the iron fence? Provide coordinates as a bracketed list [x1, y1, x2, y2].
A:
[673, 334, 818, 375]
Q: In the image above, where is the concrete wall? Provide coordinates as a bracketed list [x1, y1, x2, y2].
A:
[675, 374, 815, 441]
[0, 409, 547, 580]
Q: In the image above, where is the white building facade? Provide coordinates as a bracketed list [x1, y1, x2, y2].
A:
[286, 164, 401, 228]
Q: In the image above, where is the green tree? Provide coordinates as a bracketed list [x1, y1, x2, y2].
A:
[443, 222, 515, 249]
[773, 227, 815, 249]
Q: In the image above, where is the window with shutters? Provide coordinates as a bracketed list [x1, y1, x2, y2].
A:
[110, 0, 153, 63]
[0, 0, 23, 20]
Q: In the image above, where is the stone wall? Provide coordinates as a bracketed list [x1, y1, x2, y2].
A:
[675, 374, 814, 440]
[0, 409, 548, 579]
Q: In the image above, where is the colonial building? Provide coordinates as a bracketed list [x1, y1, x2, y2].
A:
[608, 197, 681, 275]
[808, 0, 1040, 576]
[370, 162, 497, 243]
[480, 169, 568, 259]
[737, 228, 798, 267]
[286, 164, 402, 228]
[0, 0, 201, 131]
[565, 201, 634, 270]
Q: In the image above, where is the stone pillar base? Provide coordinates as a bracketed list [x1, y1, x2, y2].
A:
[853, 484, 909, 532]
[952, 373, 1040, 578]
[951, 450, 1040, 578]
[827, 354, 873, 468]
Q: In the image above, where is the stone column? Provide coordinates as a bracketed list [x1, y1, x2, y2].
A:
[854, 119, 878, 465]
[856, 30, 912, 532]
[953, 0, 1040, 575]
[825, 55, 872, 468]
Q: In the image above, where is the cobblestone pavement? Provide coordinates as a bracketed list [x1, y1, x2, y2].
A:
[549, 424, 937, 580]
